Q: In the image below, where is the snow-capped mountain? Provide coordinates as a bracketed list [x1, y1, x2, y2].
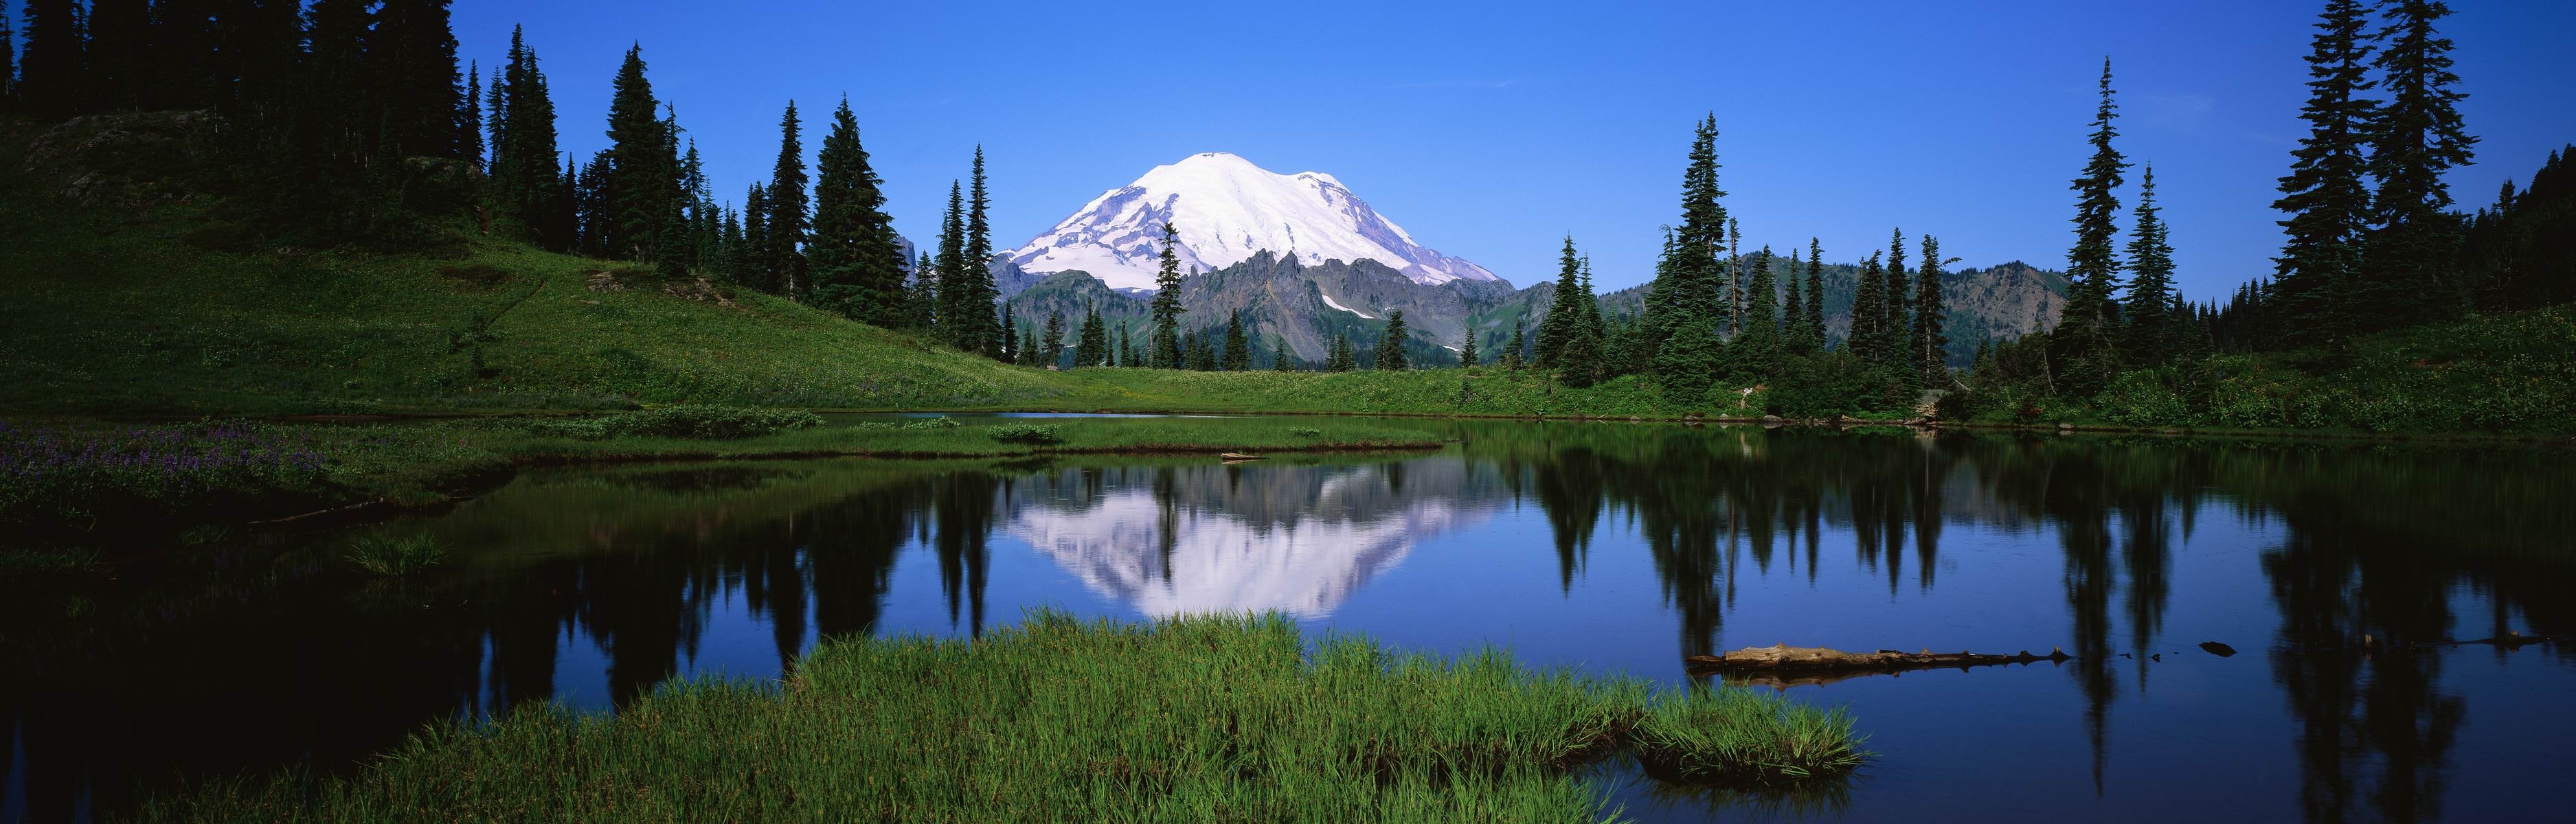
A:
[1005, 152, 1499, 292]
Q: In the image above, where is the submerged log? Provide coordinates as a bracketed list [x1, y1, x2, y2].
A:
[1219, 453, 1265, 461]
[2419, 631, 2568, 649]
[1683, 643, 2072, 680]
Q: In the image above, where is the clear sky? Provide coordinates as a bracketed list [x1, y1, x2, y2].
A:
[449, 0, 2576, 299]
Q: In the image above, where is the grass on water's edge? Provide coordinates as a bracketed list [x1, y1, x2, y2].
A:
[133, 611, 1866, 824]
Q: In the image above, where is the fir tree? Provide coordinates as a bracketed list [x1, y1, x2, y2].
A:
[1375, 311, 1411, 371]
[84, 0, 147, 111]
[2360, 0, 2477, 328]
[809, 98, 906, 325]
[1645, 115, 1726, 376]
[1502, 316, 1526, 371]
[1850, 251, 1885, 360]
[1149, 222, 1186, 368]
[1188, 329, 1218, 371]
[2053, 58, 2131, 396]
[1272, 337, 1292, 371]
[1458, 324, 1478, 367]
[489, 29, 567, 249]
[1914, 235, 1954, 385]
[964, 147, 998, 355]
[1043, 311, 1067, 368]
[1735, 247, 1781, 376]
[1882, 228, 1912, 376]
[0, 13, 16, 108]
[2121, 167, 2178, 366]
[369, 0, 464, 160]
[1804, 240, 1828, 350]
[603, 46, 677, 263]
[999, 304, 1018, 364]
[1075, 301, 1107, 367]
[1116, 322, 1132, 367]
[741, 183, 769, 286]
[1221, 310, 1250, 371]
[765, 100, 811, 298]
[1533, 237, 1584, 367]
[2272, 0, 2377, 347]
[936, 181, 968, 343]
[1781, 253, 1807, 355]
[16, 0, 82, 117]
[460, 62, 484, 172]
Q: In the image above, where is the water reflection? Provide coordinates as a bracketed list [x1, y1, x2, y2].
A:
[3, 426, 2571, 823]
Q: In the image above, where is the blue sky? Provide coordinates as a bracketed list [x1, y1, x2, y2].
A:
[450, 0, 2575, 299]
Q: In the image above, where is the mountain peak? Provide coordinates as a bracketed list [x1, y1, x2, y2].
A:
[1006, 152, 1500, 292]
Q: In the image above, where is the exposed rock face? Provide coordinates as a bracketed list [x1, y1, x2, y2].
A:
[23, 111, 223, 208]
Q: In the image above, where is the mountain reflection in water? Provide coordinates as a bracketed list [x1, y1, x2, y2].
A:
[3, 423, 2571, 823]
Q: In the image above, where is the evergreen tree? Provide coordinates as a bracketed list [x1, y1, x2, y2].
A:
[1780, 253, 1807, 355]
[1555, 316, 1604, 389]
[1849, 252, 1885, 360]
[1221, 310, 1250, 371]
[1882, 228, 1912, 376]
[460, 62, 484, 172]
[741, 183, 769, 284]
[1075, 302, 1107, 367]
[2119, 168, 2179, 366]
[1645, 116, 1726, 378]
[999, 304, 1018, 364]
[2360, 0, 2476, 328]
[1375, 311, 1411, 371]
[2272, 0, 2377, 347]
[1736, 247, 1781, 376]
[1188, 329, 1218, 371]
[964, 146, 997, 355]
[2052, 58, 2131, 396]
[1116, 322, 1132, 367]
[489, 28, 567, 249]
[809, 98, 906, 325]
[1533, 237, 1583, 367]
[84, 0, 147, 111]
[935, 181, 968, 342]
[1272, 337, 1292, 371]
[602, 45, 676, 262]
[1, 12, 16, 108]
[369, 0, 464, 160]
[1804, 240, 1828, 350]
[17, 0, 82, 117]
[1149, 222, 1186, 368]
[1458, 323, 1478, 367]
[765, 100, 811, 298]
[1502, 316, 1526, 371]
[1044, 311, 1067, 368]
[1913, 235, 1953, 385]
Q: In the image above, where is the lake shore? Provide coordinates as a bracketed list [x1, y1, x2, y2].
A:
[132, 612, 1864, 823]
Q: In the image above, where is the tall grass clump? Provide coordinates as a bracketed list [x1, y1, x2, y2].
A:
[984, 423, 1064, 444]
[526, 405, 824, 441]
[1629, 687, 1868, 781]
[137, 611, 1864, 823]
[343, 534, 446, 576]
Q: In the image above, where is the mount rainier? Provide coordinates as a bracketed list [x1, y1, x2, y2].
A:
[1004, 152, 1501, 292]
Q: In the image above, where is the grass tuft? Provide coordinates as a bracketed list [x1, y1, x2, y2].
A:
[984, 423, 1064, 444]
[343, 533, 445, 576]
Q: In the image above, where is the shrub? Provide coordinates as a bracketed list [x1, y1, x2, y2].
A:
[986, 424, 1064, 444]
[528, 406, 824, 441]
[1290, 427, 1323, 437]
[899, 415, 961, 431]
[346, 533, 446, 576]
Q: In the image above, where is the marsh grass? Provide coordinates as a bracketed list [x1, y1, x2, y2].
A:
[984, 422, 1065, 444]
[343, 534, 444, 576]
[139, 612, 1865, 823]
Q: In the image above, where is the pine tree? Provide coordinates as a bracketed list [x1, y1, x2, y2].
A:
[84, 0, 148, 111]
[1149, 222, 1186, 368]
[2360, 0, 2477, 329]
[1272, 337, 1293, 371]
[1502, 317, 1526, 371]
[964, 147, 998, 356]
[1188, 329, 1218, 371]
[1044, 311, 1067, 368]
[1735, 247, 1782, 377]
[1804, 240, 1828, 351]
[1914, 234, 1953, 385]
[1221, 310, 1250, 371]
[1882, 228, 1913, 376]
[1850, 252, 1885, 360]
[765, 100, 811, 299]
[936, 181, 969, 343]
[2121, 168, 2178, 366]
[1458, 324, 1478, 367]
[17, 0, 83, 117]
[1115, 322, 1132, 367]
[999, 304, 1019, 364]
[460, 62, 484, 172]
[1780, 253, 1807, 356]
[741, 183, 769, 284]
[1075, 302, 1107, 367]
[1375, 311, 1411, 371]
[809, 98, 906, 325]
[489, 29, 567, 249]
[1, 12, 16, 108]
[2272, 0, 2377, 347]
[1645, 115, 1727, 379]
[602, 46, 676, 262]
[1533, 237, 1585, 367]
[2052, 58, 2131, 396]
[369, 0, 464, 160]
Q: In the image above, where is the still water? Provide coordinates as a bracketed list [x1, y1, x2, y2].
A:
[5, 422, 2572, 822]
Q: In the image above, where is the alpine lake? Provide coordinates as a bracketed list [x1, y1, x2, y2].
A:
[7, 415, 2571, 823]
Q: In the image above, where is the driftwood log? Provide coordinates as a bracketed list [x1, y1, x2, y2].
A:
[1684, 643, 2072, 684]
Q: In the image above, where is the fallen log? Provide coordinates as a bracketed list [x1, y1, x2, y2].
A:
[1684, 643, 2072, 680]
[2417, 631, 2568, 649]
[1219, 453, 1265, 461]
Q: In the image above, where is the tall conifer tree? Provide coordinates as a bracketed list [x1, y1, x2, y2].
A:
[2053, 58, 2131, 396]
[809, 98, 905, 324]
[1221, 310, 1250, 371]
[935, 181, 967, 341]
[2121, 168, 2178, 365]
[1736, 247, 1782, 376]
[1272, 338, 1293, 371]
[460, 62, 484, 172]
[765, 100, 811, 298]
[1375, 311, 1411, 371]
[1850, 252, 1885, 361]
[84, 0, 148, 111]
[2272, 0, 2377, 347]
[1458, 324, 1478, 367]
[17, 0, 83, 117]
[1502, 317, 1526, 371]
[1805, 240, 1828, 350]
[1914, 235, 1952, 385]
[1882, 228, 1912, 375]
[1149, 222, 1187, 368]
[2360, 0, 2476, 328]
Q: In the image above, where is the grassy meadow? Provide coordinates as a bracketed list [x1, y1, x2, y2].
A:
[136, 612, 1865, 823]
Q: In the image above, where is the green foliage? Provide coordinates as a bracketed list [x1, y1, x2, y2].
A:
[140, 612, 1862, 822]
[984, 423, 1064, 444]
[528, 405, 824, 441]
[1764, 352, 1914, 417]
[344, 533, 446, 577]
